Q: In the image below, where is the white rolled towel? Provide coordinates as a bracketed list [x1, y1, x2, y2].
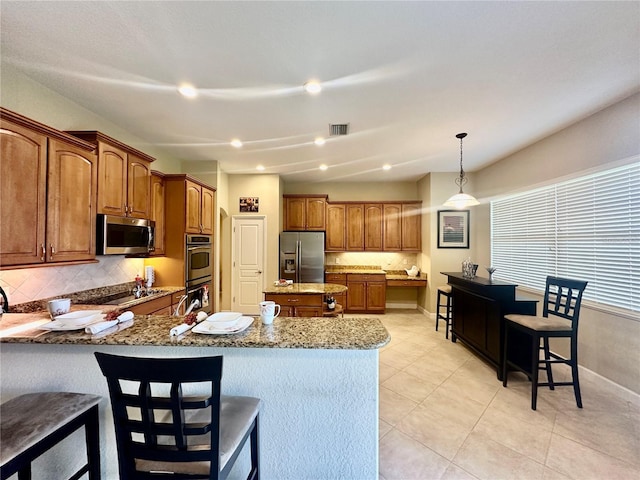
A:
[85, 311, 135, 334]
[170, 311, 208, 337]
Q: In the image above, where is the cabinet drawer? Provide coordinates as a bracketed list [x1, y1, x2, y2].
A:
[129, 295, 172, 315]
[347, 274, 385, 283]
[387, 279, 427, 287]
[325, 273, 346, 283]
[265, 294, 323, 306]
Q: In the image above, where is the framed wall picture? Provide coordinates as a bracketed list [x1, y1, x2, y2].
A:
[239, 197, 259, 212]
[438, 210, 469, 248]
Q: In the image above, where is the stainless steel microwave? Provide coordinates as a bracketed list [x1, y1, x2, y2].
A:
[96, 214, 155, 255]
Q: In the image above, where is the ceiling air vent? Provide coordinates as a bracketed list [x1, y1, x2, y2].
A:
[329, 123, 350, 136]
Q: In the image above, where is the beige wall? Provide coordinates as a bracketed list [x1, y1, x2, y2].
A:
[0, 63, 180, 172]
[223, 175, 282, 310]
[472, 92, 640, 394]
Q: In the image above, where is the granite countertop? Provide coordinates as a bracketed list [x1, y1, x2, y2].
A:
[10, 284, 185, 314]
[0, 310, 390, 350]
[263, 283, 348, 295]
[325, 265, 386, 275]
[325, 265, 427, 281]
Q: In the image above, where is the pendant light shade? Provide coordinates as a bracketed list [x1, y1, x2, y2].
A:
[444, 132, 479, 209]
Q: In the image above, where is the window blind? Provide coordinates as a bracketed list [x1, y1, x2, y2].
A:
[491, 162, 640, 313]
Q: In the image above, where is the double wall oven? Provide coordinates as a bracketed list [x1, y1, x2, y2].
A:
[183, 235, 213, 315]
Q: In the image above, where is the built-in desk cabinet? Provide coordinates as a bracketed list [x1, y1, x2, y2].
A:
[346, 273, 386, 313]
[67, 131, 153, 219]
[0, 108, 98, 267]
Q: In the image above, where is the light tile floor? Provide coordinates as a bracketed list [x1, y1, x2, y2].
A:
[376, 309, 640, 480]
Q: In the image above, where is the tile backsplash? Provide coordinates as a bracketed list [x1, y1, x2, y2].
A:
[325, 252, 419, 272]
[0, 256, 145, 305]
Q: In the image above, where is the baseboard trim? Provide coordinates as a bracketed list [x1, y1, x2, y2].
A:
[579, 365, 640, 407]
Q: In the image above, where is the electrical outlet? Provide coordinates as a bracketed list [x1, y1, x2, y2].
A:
[335, 258, 340, 264]
[402, 259, 408, 265]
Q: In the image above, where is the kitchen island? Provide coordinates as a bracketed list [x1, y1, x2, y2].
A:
[1, 311, 389, 479]
[263, 282, 348, 317]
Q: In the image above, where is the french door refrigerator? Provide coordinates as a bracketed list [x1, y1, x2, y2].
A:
[279, 232, 325, 283]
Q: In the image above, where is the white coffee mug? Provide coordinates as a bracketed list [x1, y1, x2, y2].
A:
[48, 298, 71, 317]
[259, 301, 281, 325]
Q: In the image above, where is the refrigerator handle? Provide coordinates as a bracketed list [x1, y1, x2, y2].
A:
[296, 240, 301, 283]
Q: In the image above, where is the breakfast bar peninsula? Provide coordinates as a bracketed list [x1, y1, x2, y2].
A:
[1, 311, 389, 479]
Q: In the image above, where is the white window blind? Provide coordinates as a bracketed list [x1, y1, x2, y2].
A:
[491, 162, 640, 314]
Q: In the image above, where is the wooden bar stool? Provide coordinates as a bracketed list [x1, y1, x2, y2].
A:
[0, 392, 101, 480]
[436, 285, 453, 339]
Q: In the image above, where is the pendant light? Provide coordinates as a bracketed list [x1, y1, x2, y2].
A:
[444, 132, 480, 209]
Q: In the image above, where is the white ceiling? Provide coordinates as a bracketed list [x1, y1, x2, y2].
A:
[2, 1, 639, 183]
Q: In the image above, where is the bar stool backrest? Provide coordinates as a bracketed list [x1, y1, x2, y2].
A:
[542, 276, 589, 328]
[95, 352, 223, 479]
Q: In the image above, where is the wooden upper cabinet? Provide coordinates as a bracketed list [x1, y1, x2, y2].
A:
[46, 138, 98, 262]
[401, 203, 422, 251]
[364, 204, 383, 251]
[325, 203, 346, 251]
[1, 108, 97, 267]
[283, 195, 327, 231]
[96, 142, 127, 216]
[346, 204, 364, 251]
[67, 131, 153, 219]
[185, 180, 215, 234]
[128, 153, 151, 219]
[185, 180, 202, 233]
[150, 172, 166, 255]
[201, 187, 215, 235]
[0, 117, 48, 266]
[383, 204, 402, 251]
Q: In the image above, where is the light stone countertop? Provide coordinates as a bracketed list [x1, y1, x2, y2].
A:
[0, 310, 389, 350]
[262, 283, 348, 295]
[325, 266, 427, 281]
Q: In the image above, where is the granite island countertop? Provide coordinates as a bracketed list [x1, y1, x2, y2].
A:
[262, 283, 348, 295]
[0, 310, 389, 350]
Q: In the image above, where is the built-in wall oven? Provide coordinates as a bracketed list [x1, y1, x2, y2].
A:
[182, 234, 213, 315]
[186, 235, 213, 286]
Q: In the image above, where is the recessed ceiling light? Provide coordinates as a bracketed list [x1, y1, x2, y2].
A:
[303, 81, 322, 94]
[230, 139, 243, 148]
[314, 137, 326, 146]
[256, 165, 265, 171]
[319, 164, 328, 171]
[178, 84, 198, 98]
[383, 164, 392, 171]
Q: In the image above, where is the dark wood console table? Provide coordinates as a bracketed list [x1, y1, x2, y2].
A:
[442, 272, 538, 379]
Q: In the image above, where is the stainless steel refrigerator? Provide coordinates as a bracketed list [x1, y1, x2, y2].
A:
[279, 232, 325, 283]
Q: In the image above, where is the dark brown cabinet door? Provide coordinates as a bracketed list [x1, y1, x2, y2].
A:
[364, 204, 383, 251]
[0, 119, 47, 266]
[401, 203, 421, 251]
[201, 187, 215, 235]
[46, 138, 97, 263]
[326, 204, 346, 251]
[97, 142, 128, 216]
[346, 279, 367, 312]
[150, 173, 165, 255]
[306, 198, 326, 230]
[185, 180, 202, 233]
[367, 281, 387, 311]
[383, 204, 402, 251]
[128, 154, 151, 219]
[346, 204, 364, 251]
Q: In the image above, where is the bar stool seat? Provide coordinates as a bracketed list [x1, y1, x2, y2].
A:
[436, 285, 453, 339]
[1, 392, 101, 480]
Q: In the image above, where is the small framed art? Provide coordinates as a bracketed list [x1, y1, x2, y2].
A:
[239, 197, 259, 212]
[437, 210, 469, 248]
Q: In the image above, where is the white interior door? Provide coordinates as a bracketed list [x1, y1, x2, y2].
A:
[231, 216, 266, 315]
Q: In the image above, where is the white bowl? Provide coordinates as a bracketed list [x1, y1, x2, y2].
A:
[205, 311, 242, 328]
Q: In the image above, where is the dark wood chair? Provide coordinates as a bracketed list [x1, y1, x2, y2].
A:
[502, 276, 588, 410]
[95, 353, 260, 480]
[436, 285, 453, 339]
